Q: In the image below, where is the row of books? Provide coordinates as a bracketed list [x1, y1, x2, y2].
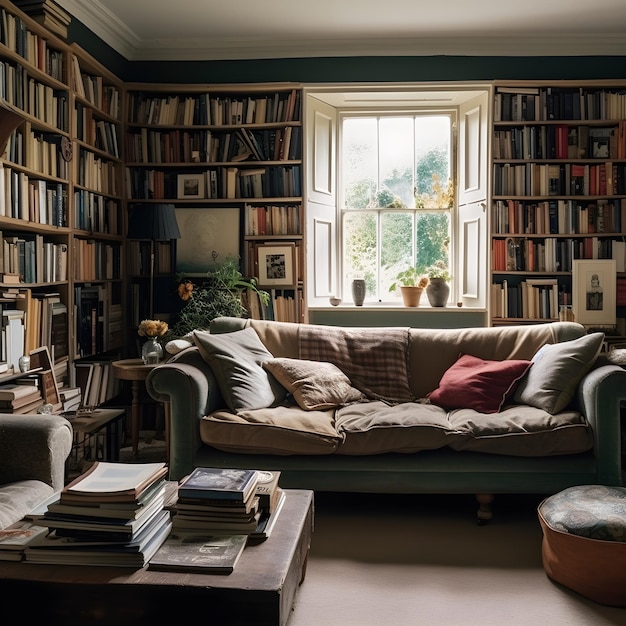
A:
[245, 203, 302, 236]
[127, 89, 301, 126]
[492, 236, 626, 273]
[73, 238, 122, 281]
[0, 163, 67, 225]
[26, 129, 70, 177]
[71, 55, 121, 118]
[491, 278, 560, 320]
[74, 189, 121, 234]
[494, 87, 626, 122]
[491, 199, 624, 236]
[74, 283, 122, 358]
[74, 358, 122, 409]
[125, 126, 301, 165]
[126, 165, 301, 201]
[0, 61, 68, 129]
[492, 162, 626, 197]
[0, 232, 68, 284]
[75, 148, 119, 196]
[73, 102, 120, 158]
[0, 4, 66, 80]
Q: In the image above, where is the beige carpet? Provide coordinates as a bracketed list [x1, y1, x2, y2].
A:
[289, 492, 626, 626]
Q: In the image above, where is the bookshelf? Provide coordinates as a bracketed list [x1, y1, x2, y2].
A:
[491, 81, 626, 327]
[124, 82, 305, 324]
[0, 0, 124, 391]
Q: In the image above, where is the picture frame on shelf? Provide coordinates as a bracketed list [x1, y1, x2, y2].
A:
[175, 207, 240, 275]
[256, 243, 297, 288]
[572, 259, 617, 327]
[177, 174, 205, 199]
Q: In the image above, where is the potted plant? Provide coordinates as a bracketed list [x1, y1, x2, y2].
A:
[389, 267, 429, 307]
[425, 261, 452, 307]
[171, 258, 269, 337]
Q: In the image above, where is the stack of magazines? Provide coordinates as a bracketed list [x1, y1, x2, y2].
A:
[26, 461, 172, 567]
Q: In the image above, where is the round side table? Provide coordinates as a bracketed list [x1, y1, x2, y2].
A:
[112, 359, 160, 458]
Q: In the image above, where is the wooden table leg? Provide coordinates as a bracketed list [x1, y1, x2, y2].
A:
[131, 380, 141, 457]
[164, 401, 171, 462]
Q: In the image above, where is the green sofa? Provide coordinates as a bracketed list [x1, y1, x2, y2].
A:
[146, 318, 625, 521]
[0, 413, 73, 529]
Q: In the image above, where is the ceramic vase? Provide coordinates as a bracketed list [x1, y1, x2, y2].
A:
[142, 337, 164, 364]
[351, 279, 366, 306]
[426, 279, 450, 307]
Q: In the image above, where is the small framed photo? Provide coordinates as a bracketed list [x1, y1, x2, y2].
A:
[177, 174, 205, 199]
[572, 259, 617, 327]
[256, 243, 297, 288]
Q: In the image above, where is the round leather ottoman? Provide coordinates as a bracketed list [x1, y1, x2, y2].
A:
[538, 485, 626, 606]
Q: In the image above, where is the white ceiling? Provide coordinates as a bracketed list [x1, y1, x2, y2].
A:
[56, 0, 626, 61]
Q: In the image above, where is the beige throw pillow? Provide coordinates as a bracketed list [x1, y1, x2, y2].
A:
[264, 358, 364, 411]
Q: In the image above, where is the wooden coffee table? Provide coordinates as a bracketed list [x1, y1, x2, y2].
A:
[0, 489, 313, 625]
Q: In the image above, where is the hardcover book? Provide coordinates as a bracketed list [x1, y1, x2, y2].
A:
[148, 533, 247, 574]
[178, 468, 259, 503]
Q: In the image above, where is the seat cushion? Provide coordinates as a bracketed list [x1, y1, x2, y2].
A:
[538, 485, 626, 606]
[200, 405, 343, 455]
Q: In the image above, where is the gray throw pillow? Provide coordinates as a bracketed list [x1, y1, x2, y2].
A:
[193, 328, 286, 413]
[513, 332, 604, 414]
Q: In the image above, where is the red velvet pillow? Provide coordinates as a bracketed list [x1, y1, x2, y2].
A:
[427, 354, 532, 414]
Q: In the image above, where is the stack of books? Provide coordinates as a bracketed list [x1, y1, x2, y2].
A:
[26, 461, 171, 567]
[0, 382, 43, 413]
[171, 467, 263, 536]
[148, 468, 285, 574]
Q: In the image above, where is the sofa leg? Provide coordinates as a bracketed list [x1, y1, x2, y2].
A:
[475, 494, 494, 525]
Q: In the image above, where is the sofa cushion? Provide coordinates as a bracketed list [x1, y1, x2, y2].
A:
[335, 401, 453, 454]
[447, 405, 593, 456]
[427, 354, 532, 414]
[192, 328, 286, 413]
[513, 332, 604, 414]
[200, 405, 342, 455]
[263, 358, 365, 410]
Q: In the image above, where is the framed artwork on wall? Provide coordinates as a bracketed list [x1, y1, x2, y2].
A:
[572, 259, 617, 327]
[256, 243, 297, 287]
[175, 207, 240, 274]
[177, 174, 205, 199]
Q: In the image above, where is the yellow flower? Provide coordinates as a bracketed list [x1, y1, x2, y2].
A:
[138, 319, 168, 337]
[177, 281, 194, 301]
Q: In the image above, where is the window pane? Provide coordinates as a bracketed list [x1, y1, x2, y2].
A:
[343, 118, 377, 209]
[415, 116, 451, 208]
[381, 212, 413, 298]
[379, 117, 414, 208]
[343, 212, 377, 301]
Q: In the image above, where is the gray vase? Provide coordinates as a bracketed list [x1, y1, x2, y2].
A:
[351, 279, 366, 306]
[426, 279, 450, 307]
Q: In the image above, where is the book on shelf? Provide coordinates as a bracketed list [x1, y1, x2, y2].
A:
[0, 387, 42, 410]
[0, 382, 40, 400]
[178, 467, 260, 503]
[0, 520, 49, 561]
[61, 461, 168, 503]
[148, 533, 248, 574]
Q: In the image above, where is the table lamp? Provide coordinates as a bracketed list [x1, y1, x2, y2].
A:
[127, 203, 181, 318]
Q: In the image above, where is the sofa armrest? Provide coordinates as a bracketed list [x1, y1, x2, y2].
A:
[0, 413, 73, 491]
[146, 347, 224, 481]
[577, 364, 626, 485]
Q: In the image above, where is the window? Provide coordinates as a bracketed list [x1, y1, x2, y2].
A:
[340, 113, 454, 303]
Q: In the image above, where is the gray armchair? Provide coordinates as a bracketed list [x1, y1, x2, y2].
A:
[0, 413, 73, 529]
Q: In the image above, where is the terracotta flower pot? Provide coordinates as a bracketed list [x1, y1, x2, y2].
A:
[400, 286, 423, 307]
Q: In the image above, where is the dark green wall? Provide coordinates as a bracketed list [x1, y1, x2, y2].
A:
[67, 19, 626, 84]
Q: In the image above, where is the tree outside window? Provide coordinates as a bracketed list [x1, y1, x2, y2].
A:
[341, 114, 453, 303]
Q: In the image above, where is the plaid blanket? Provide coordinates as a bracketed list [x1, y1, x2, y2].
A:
[298, 326, 414, 403]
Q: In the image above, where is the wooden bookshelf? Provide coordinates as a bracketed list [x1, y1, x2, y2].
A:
[491, 80, 626, 326]
[124, 82, 305, 325]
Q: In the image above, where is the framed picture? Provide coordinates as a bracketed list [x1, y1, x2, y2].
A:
[572, 259, 617, 327]
[256, 243, 297, 287]
[175, 207, 240, 274]
[177, 173, 205, 199]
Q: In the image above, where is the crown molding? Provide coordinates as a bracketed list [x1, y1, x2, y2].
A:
[57, 1, 626, 61]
